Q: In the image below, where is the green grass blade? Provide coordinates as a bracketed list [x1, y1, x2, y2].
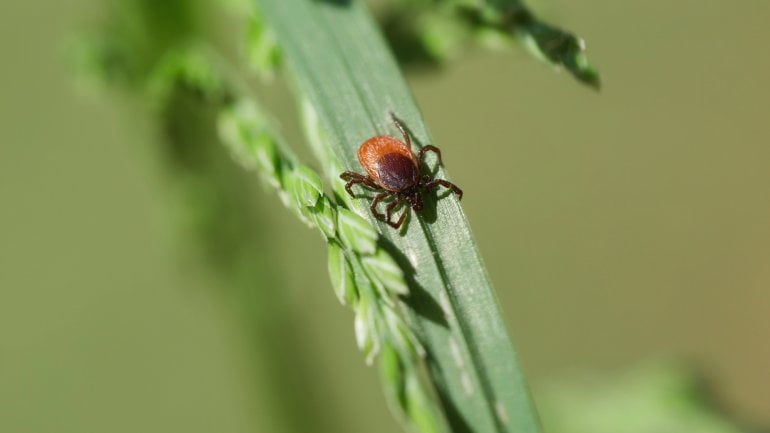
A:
[258, 0, 542, 431]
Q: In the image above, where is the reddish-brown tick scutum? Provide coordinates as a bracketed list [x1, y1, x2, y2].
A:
[340, 114, 463, 229]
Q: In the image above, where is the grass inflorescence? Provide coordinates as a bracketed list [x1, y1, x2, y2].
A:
[218, 100, 445, 433]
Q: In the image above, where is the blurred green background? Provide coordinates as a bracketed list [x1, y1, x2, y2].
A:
[1, 0, 768, 432]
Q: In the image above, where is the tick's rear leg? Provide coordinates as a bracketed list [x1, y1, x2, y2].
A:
[370, 191, 393, 222]
[385, 196, 407, 229]
[340, 171, 380, 197]
[425, 179, 463, 200]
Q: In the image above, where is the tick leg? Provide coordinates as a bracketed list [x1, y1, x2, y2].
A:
[389, 112, 412, 149]
[385, 196, 407, 229]
[392, 211, 407, 229]
[418, 145, 443, 166]
[370, 192, 392, 222]
[340, 171, 381, 197]
[425, 179, 463, 201]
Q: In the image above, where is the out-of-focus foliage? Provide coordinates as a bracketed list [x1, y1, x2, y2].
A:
[538, 362, 759, 433]
[380, 0, 600, 88]
[75, 2, 340, 432]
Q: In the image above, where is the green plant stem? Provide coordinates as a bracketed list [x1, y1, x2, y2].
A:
[258, 0, 542, 431]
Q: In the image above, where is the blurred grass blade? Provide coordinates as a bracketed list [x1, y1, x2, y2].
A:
[257, 0, 542, 431]
[501, 5, 600, 89]
[466, 0, 600, 88]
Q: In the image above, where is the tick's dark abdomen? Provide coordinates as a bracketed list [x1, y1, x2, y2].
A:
[376, 153, 418, 191]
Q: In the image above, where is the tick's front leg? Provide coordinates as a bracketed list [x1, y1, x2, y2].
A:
[389, 112, 412, 150]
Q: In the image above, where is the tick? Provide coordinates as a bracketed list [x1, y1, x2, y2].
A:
[340, 113, 463, 229]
